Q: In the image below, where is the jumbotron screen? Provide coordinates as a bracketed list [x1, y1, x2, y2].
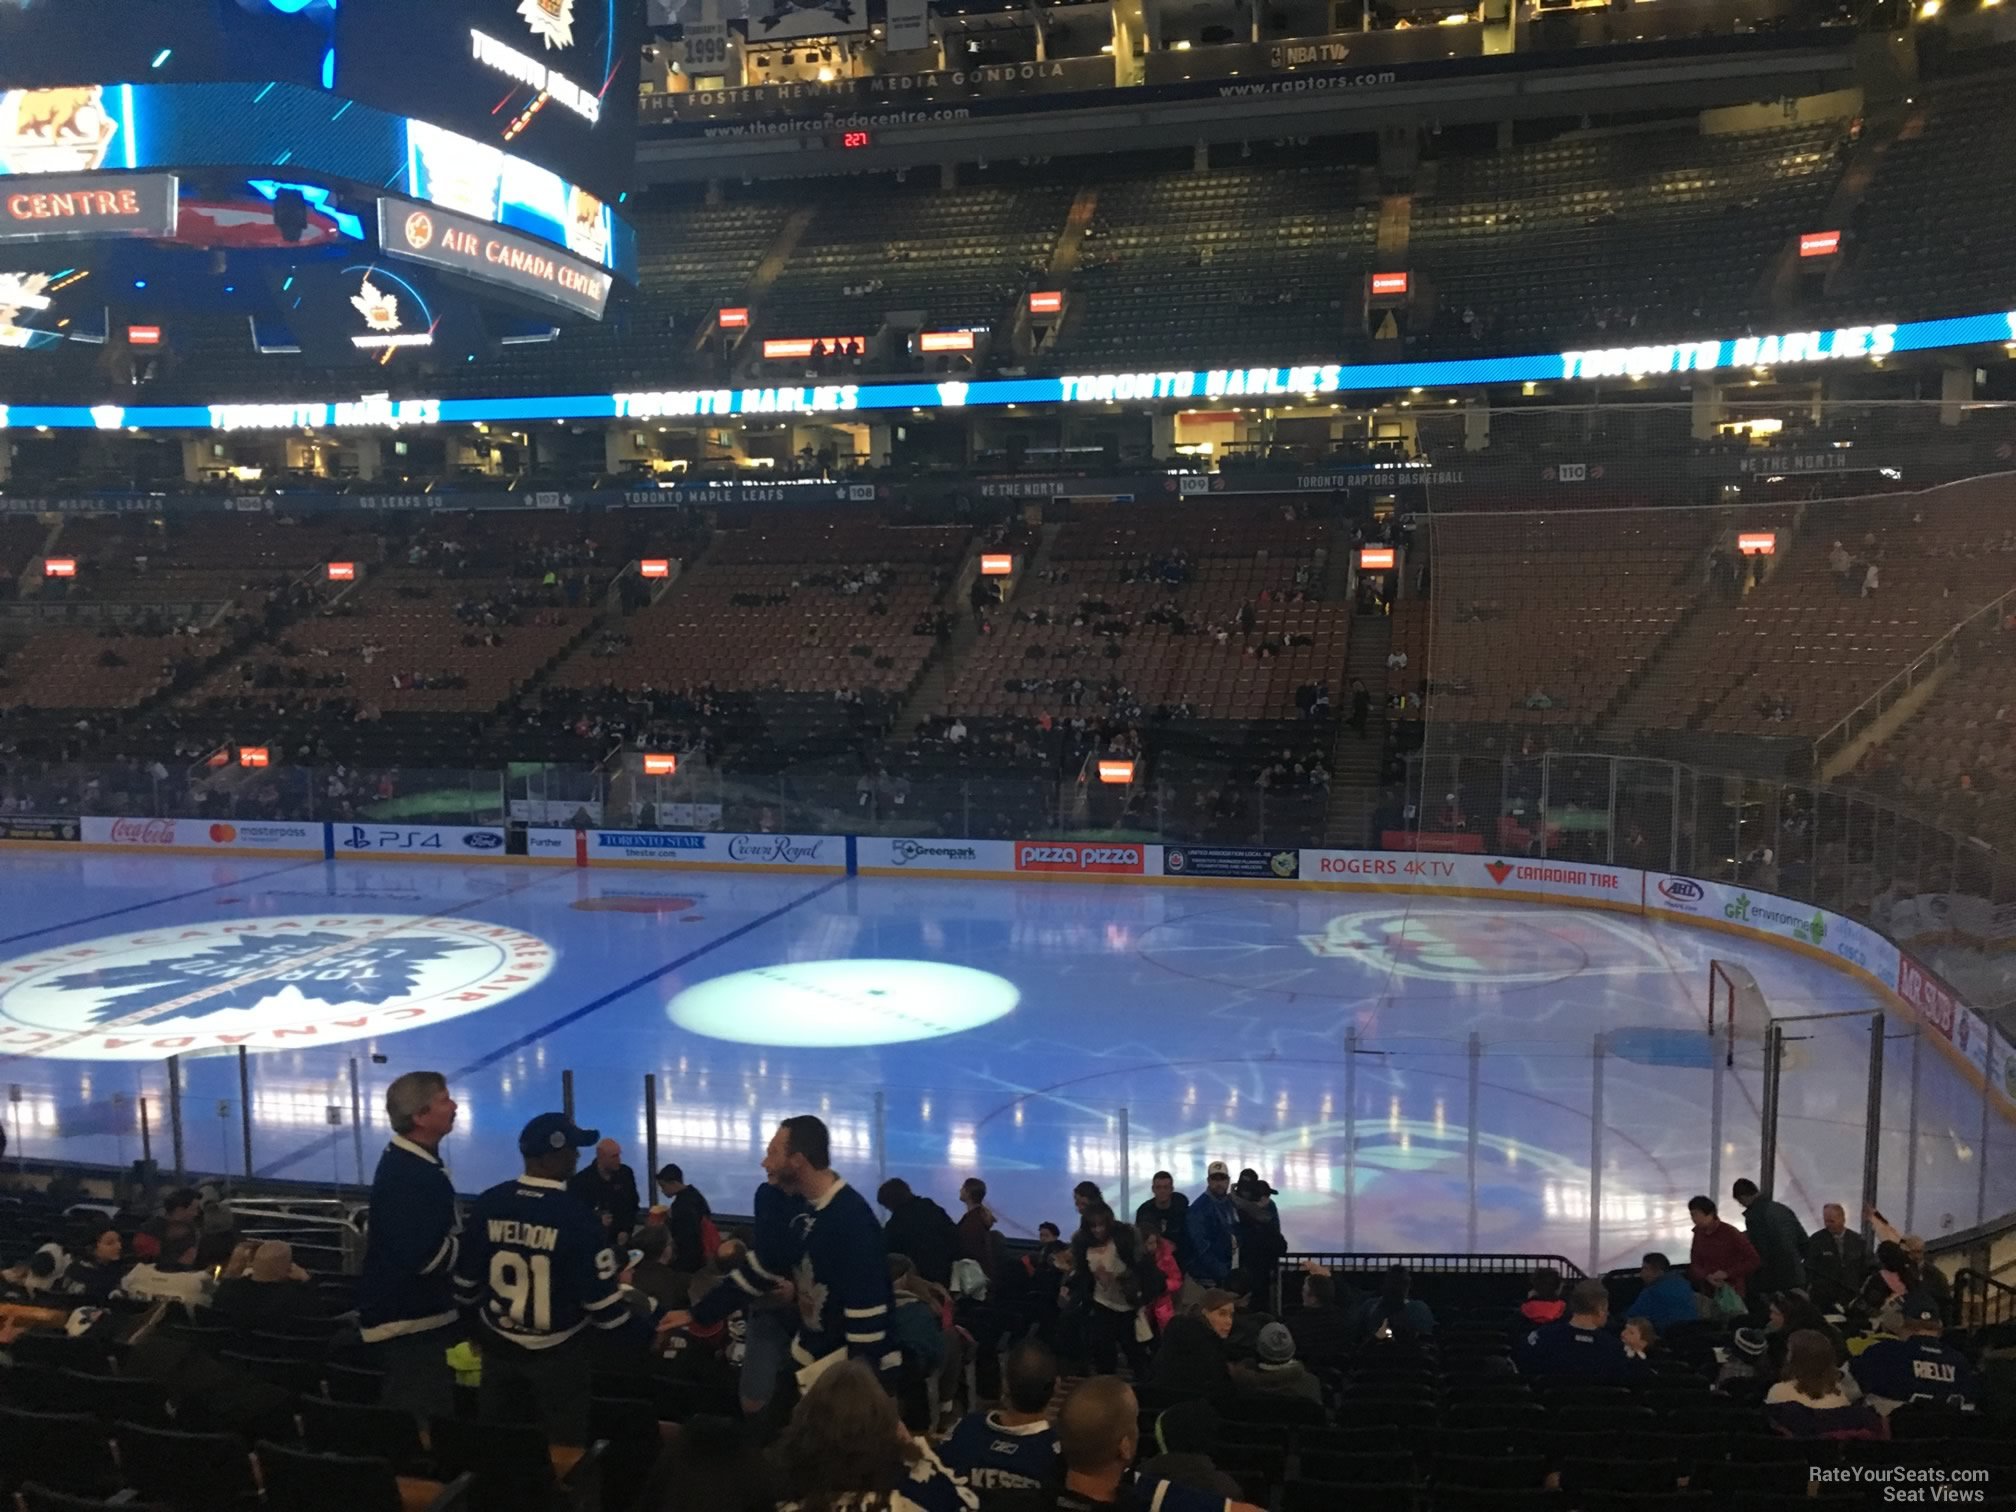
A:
[0, 0, 329, 90]
[335, 0, 640, 200]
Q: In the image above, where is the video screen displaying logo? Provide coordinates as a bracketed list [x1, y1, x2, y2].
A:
[336, 0, 638, 199]
[0, 0, 328, 91]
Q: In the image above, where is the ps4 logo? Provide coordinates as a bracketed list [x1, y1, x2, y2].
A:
[342, 827, 444, 851]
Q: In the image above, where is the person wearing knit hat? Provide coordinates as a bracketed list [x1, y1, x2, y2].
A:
[1713, 1325, 1771, 1402]
[1231, 1320, 1322, 1406]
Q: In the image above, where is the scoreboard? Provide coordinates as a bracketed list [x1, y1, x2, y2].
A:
[0, 0, 642, 202]
[0, 0, 329, 90]
[335, 0, 640, 200]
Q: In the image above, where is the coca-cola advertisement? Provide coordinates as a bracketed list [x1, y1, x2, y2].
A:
[105, 818, 177, 846]
[79, 817, 323, 854]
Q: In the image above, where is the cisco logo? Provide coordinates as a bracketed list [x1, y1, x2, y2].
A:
[462, 832, 504, 851]
[1658, 878, 1705, 905]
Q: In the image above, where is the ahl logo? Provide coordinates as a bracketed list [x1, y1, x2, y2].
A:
[0, 86, 120, 175]
[518, 0, 576, 48]
[1485, 860, 1514, 885]
[1658, 878, 1705, 905]
[0, 915, 552, 1062]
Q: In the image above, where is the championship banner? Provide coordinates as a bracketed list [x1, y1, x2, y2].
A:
[885, 0, 930, 51]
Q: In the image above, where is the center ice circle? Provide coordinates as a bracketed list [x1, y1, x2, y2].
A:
[665, 958, 1019, 1047]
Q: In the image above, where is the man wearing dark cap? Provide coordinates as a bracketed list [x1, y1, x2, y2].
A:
[455, 1113, 629, 1444]
[1849, 1294, 1980, 1416]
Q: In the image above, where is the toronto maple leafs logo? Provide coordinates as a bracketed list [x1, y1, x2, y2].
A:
[0, 915, 554, 1061]
[350, 276, 401, 333]
[518, 0, 576, 49]
[48, 931, 479, 1026]
[791, 1254, 828, 1332]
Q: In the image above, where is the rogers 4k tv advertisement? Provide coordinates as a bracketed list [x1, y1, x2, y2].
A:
[334, 0, 640, 200]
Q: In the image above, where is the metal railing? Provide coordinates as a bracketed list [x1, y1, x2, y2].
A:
[1809, 586, 2016, 773]
[1953, 1269, 2016, 1330]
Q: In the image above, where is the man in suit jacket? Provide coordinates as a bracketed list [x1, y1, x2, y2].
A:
[1805, 1202, 1870, 1311]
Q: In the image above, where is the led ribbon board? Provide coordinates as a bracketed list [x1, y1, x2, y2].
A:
[4, 309, 2013, 431]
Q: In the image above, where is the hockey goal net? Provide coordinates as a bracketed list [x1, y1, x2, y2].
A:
[1707, 959, 1772, 1066]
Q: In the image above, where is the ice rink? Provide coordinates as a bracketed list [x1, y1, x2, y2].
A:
[0, 850, 2008, 1269]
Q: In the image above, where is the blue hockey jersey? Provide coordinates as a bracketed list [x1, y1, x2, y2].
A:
[784, 1178, 897, 1380]
[454, 1174, 627, 1351]
[690, 1177, 894, 1383]
[358, 1135, 461, 1344]
[1516, 1319, 1646, 1384]
[939, 1410, 1059, 1493]
[1850, 1336, 1980, 1411]
[692, 1181, 807, 1320]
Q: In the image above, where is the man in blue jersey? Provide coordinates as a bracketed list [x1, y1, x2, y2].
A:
[358, 1070, 461, 1422]
[456, 1112, 629, 1444]
[1850, 1295, 1980, 1415]
[940, 1338, 1060, 1494]
[658, 1113, 895, 1393]
[1516, 1280, 1644, 1385]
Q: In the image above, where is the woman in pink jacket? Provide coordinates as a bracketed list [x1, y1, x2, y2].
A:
[1138, 1214, 1185, 1335]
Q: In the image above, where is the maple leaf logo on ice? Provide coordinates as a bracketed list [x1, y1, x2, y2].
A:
[48, 930, 481, 1027]
[518, 0, 576, 49]
[351, 276, 401, 333]
[936, 380, 969, 408]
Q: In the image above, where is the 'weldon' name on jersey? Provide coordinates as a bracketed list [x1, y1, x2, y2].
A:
[487, 1218, 561, 1251]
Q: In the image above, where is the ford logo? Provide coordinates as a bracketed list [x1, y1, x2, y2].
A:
[462, 832, 504, 850]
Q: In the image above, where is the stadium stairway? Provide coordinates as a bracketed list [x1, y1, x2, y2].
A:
[717, 205, 815, 364]
[1762, 107, 1899, 311]
[1591, 511, 1759, 746]
[1325, 613, 1389, 843]
[887, 531, 1009, 739]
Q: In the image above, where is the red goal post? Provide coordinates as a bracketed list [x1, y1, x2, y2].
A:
[1707, 959, 1771, 1066]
